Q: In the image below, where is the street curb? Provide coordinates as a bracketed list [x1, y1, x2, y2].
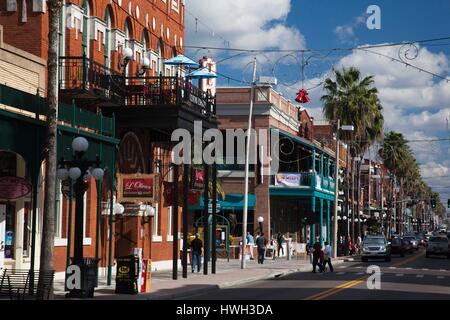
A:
[148, 259, 351, 300]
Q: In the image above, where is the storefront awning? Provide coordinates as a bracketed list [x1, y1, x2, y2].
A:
[190, 194, 256, 210]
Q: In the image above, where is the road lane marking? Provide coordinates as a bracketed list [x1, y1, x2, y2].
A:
[304, 251, 425, 301]
[437, 276, 445, 279]
[337, 272, 346, 275]
[396, 274, 404, 277]
[356, 272, 364, 275]
[422, 268, 429, 271]
[416, 275, 424, 278]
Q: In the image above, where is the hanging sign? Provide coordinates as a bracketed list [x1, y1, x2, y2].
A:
[274, 174, 301, 187]
[163, 181, 200, 207]
[117, 174, 158, 203]
[0, 176, 32, 200]
[190, 168, 206, 191]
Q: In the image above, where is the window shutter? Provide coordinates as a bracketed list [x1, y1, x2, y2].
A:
[6, 0, 17, 12]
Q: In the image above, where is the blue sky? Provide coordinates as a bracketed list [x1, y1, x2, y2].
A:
[185, 1, 450, 209]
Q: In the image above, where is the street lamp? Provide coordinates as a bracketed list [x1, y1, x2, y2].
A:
[258, 216, 264, 232]
[58, 136, 104, 298]
[333, 120, 354, 258]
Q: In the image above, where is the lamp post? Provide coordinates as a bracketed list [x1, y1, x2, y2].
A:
[241, 57, 257, 270]
[333, 121, 354, 258]
[118, 47, 133, 77]
[58, 137, 104, 298]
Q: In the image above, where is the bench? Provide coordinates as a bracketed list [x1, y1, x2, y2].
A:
[0, 269, 54, 300]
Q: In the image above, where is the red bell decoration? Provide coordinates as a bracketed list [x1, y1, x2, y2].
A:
[295, 89, 310, 104]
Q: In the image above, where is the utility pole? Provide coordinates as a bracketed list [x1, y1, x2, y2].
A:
[241, 58, 257, 269]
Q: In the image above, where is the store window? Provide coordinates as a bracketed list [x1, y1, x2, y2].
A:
[23, 202, 31, 257]
[4, 203, 15, 259]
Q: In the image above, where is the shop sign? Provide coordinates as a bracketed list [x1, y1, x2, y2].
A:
[0, 176, 32, 200]
[117, 174, 158, 203]
[274, 174, 301, 187]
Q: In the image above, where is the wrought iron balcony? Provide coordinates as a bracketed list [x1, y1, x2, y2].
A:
[58, 56, 216, 116]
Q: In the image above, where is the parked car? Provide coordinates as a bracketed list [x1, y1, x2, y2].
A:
[403, 236, 419, 251]
[390, 237, 413, 257]
[426, 236, 450, 258]
[361, 235, 391, 262]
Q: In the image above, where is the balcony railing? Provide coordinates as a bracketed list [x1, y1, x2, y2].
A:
[58, 56, 216, 115]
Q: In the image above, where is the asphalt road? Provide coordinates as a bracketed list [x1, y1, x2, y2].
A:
[186, 247, 450, 300]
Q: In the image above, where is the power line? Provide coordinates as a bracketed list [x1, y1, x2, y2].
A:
[184, 36, 450, 53]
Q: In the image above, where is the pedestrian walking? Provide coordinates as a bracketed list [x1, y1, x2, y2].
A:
[323, 241, 334, 272]
[312, 236, 324, 273]
[276, 232, 285, 257]
[190, 233, 203, 273]
[256, 232, 267, 264]
[246, 232, 255, 260]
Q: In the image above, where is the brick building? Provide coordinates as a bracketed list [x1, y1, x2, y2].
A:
[0, 0, 216, 282]
[214, 85, 347, 256]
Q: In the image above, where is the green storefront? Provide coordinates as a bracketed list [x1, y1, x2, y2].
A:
[0, 84, 119, 277]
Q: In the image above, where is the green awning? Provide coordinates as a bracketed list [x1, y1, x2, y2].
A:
[190, 194, 256, 210]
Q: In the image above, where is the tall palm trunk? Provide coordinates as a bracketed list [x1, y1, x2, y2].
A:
[37, 1, 61, 300]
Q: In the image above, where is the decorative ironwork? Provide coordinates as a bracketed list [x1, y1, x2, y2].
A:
[58, 56, 216, 116]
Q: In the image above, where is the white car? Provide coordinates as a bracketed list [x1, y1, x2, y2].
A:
[426, 236, 450, 259]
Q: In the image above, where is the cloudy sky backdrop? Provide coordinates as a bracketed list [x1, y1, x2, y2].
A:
[185, 0, 450, 208]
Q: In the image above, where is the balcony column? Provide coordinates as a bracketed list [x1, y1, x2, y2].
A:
[327, 158, 330, 178]
[312, 149, 316, 173]
[320, 153, 324, 189]
[327, 200, 331, 243]
[319, 198, 324, 245]
[310, 224, 315, 246]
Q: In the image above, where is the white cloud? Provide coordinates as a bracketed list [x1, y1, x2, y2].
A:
[185, 0, 305, 65]
[334, 13, 367, 44]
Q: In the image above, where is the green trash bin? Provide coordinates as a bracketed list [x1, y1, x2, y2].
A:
[115, 255, 139, 294]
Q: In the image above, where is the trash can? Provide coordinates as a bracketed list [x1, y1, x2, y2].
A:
[65, 257, 99, 299]
[115, 255, 139, 294]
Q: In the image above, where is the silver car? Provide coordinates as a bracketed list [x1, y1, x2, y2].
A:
[361, 236, 391, 262]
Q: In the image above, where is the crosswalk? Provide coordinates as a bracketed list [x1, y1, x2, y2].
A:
[329, 271, 448, 281]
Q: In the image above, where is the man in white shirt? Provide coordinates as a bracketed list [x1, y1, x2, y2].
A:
[323, 241, 334, 272]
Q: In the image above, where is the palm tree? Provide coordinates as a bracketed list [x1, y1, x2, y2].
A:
[37, 0, 62, 300]
[321, 67, 384, 238]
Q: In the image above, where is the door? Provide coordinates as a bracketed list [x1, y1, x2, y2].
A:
[0, 204, 6, 269]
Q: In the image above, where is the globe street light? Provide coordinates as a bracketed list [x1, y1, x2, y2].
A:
[58, 136, 104, 298]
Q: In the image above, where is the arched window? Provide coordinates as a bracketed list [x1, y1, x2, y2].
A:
[156, 38, 164, 75]
[124, 18, 133, 77]
[82, 0, 92, 58]
[141, 29, 149, 65]
[104, 6, 114, 69]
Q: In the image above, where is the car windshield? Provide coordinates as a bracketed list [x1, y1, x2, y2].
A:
[364, 238, 385, 245]
[429, 237, 448, 242]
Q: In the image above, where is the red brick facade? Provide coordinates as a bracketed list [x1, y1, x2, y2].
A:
[0, 0, 186, 272]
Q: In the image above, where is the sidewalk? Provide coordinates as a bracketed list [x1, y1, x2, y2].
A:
[54, 255, 355, 300]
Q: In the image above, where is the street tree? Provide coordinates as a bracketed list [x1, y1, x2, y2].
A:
[37, 0, 62, 300]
